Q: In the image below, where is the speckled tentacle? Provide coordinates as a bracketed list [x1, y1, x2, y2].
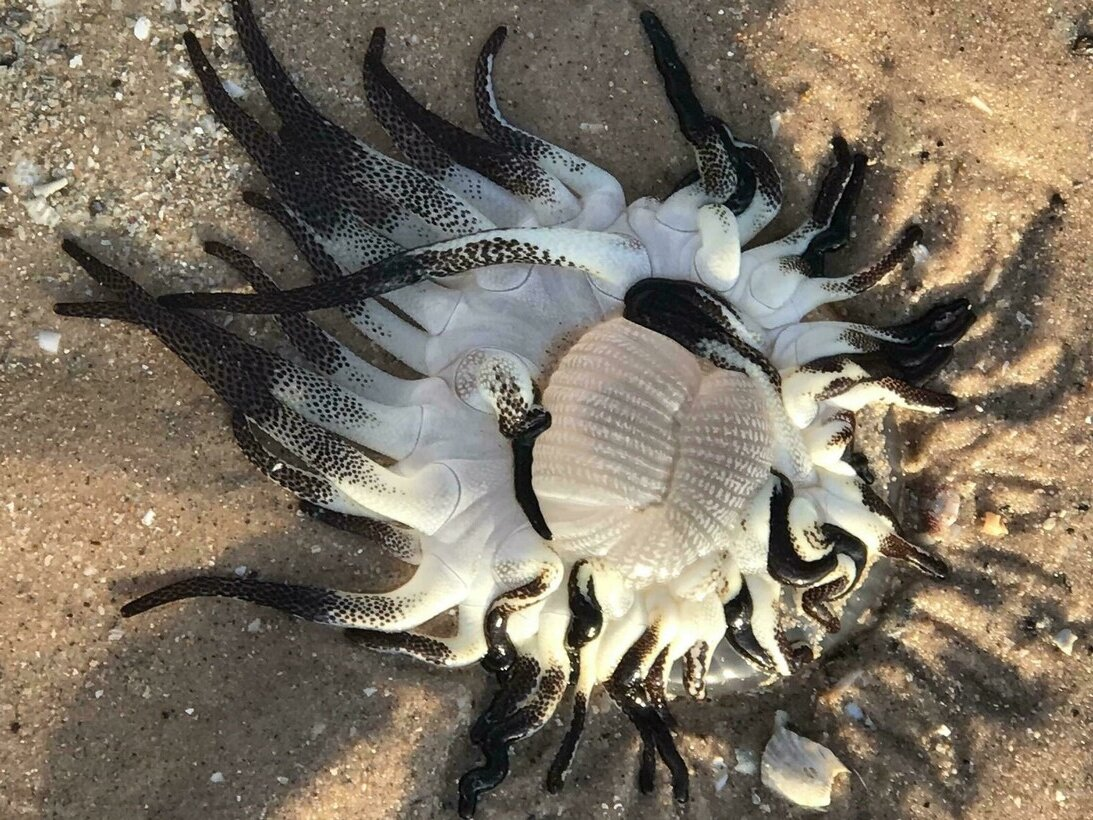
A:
[242, 190, 401, 276]
[345, 601, 488, 666]
[769, 297, 977, 382]
[639, 10, 779, 240]
[474, 26, 625, 229]
[299, 501, 422, 564]
[606, 627, 689, 802]
[782, 357, 957, 428]
[244, 190, 463, 344]
[121, 552, 467, 631]
[460, 611, 570, 817]
[55, 243, 425, 457]
[365, 28, 575, 228]
[766, 471, 840, 588]
[229, 410, 397, 519]
[158, 228, 650, 313]
[545, 562, 603, 793]
[227, 0, 490, 245]
[202, 240, 418, 402]
[57, 243, 456, 530]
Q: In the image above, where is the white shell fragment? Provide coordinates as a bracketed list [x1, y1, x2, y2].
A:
[761, 711, 849, 808]
[1053, 628, 1078, 656]
[36, 330, 61, 354]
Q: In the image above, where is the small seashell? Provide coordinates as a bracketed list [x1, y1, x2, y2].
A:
[761, 711, 848, 808]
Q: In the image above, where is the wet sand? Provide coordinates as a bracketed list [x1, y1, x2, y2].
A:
[2, 1, 1091, 818]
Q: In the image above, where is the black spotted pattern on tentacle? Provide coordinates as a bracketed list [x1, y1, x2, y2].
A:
[56, 244, 406, 456]
[798, 136, 867, 277]
[157, 234, 593, 314]
[363, 28, 569, 211]
[343, 627, 455, 665]
[481, 573, 554, 675]
[203, 241, 346, 373]
[460, 658, 568, 818]
[195, 0, 489, 260]
[120, 574, 402, 626]
[681, 641, 710, 700]
[298, 501, 421, 564]
[767, 471, 840, 587]
[623, 278, 781, 386]
[606, 629, 690, 803]
[638, 9, 784, 226]
[545, 564, 603, 793]
[835, 298, 978, 384]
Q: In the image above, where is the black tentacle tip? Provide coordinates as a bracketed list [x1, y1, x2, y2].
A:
[882, 535, 949, 580]
[365, 26, 386, 61]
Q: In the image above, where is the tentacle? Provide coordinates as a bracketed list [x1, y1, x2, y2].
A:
[57, 242, 430, 459]
[769, 297, 977, 380]
[121, 551, 466, 631]
[225, 0, 489, 245]
[482, 541, 564, 673]
[248, 402, 456, 532]
[623, 278, 780, 387]
[242, 190, 400, 276]
[365, 28, 575, 227]
[639, 11, 740, 204]
[158, 228, 651, 313]
[606, 626, 689, 803]
[638, 10, 781, 240]
[461, 349, 554, 538]
[693, 204, 741, 292]
[782, 357, 956, 427]
[880, 533, 949, 578]
[230, 410, 389, 519]
[546, 562, 603, 793]
[722, 580, 778, 674]
[767, 471, 840, 587]
[245, 190, 464, 338]
[203, 240, 417, 402]
[299, 500, 421, 564]
[473, 26, 625, 229]
[342, 297, 432, 375]
[345, 601, 487, 666]
[460, 608, 570, 817]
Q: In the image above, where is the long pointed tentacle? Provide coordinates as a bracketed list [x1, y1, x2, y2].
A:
[244, 191, 462, 338]
[158, 228, 650, 313]
[365, 28, 576, 227]
[56, 242, 456, 531]
[345, 602, 487, 666]
[473, 26, 625, 229]
[226, 0, 490, 244]
[299, 501, 421, 564]
[202, 241, 418, 401]
[121, 552, 466, 632]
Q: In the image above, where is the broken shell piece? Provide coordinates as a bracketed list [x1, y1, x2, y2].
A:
[923, 486, 961, 539]
[980, 511, 1008, 537]
[761, 711, 849, 808]
[1053, 628, 1077, 656]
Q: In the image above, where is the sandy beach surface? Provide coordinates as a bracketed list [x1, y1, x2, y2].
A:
[2, 1, 1091, 818]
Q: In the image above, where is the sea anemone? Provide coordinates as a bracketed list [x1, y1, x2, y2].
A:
[56, 2, 974, 814]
